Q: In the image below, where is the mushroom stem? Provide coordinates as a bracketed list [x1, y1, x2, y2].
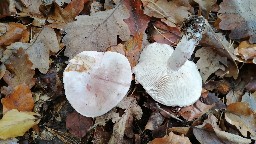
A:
[167, 16, 206, 71]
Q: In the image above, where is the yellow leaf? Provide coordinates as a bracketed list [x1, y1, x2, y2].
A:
[0, 109, 40, 140]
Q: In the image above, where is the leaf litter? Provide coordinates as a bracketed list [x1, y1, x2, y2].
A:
[1, 0, 256, 143]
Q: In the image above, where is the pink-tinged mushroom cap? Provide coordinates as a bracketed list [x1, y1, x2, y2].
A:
[63, 51, 132, 117]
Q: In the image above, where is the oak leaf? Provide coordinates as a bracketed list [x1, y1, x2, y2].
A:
[235, 41, 256, 63]
[3, 48, 35, 89]
[0, 109, 40, 140]
[1, 84, 34, 113]
[218, 0, 256, 43]
[63, 3, 130, 58]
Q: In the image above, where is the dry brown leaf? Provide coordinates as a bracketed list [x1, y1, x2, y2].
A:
[48, 0, 89, 29]
[195, 47, 226, 82]
[0, 109, 40, 140]
[0, 0, 15, 18]
[141, 0, 190, 27]
[5, 26, 59, 73]
[218, 0, 256, 43]
[1, 84, 34, 113]
[66, 111, 93, 138]
[179, 98, 214, 121]
[225, 102, 256, 139]
[201, 22, 238, 79]
[19, 0, 42, 16]
[0, 23, 29, 46]
[150, 132, 191, 144]
[3, 48, 35, 89]
[105, 97, 142, 143]
[63, 3, 130, 58]
[235, 41, 256, 63]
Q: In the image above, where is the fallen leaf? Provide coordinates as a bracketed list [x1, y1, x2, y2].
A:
[48, 0, 89, 29]
[123, 0, 150, 36]
[150, 132, 191, 144]
[150, 21, 181, 46]
[0, 109, 40, 140]
[0, 0, 16, 18]
[179, 98, 214, 121]
[204, 80, 231, 94]
[1, 84, 34, 113]
[5, 26, 60, 73]
[107, 96, 142, 143]
[0, 23, 29, 46]
[195, 47, 226, 82]
[225, 102, 256, 139]
[141, 0, 190, 27]
[19, 0, 43, 16]
[3, 48, 35, 89]
[63, 3, 130, 58]
[66, 111, 93, 138]
[218, 0, 256, 43]
[235, 41, 256, 62]
[194, 0, 216, 14]
[201, 21, 238, 79]
[194, 114, 252, 144]
[124, 33, 144, 67]
[145, 112, 164, 131]
[242, 92, 256, 113]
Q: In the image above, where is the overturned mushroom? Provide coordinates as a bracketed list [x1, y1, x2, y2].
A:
[63, 51, 132, 117]
[133, 16, 205, 106]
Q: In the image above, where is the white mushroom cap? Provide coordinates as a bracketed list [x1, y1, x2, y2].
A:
[63, 51, 132, 117]
[133, 42, 202, 106]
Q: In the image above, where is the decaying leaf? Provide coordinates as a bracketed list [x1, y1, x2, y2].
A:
[178, 98, 214, 121]
[150, 132, 191, 144]
[0, 23, 29, 46]
[1, 84, 34, 113]
[195, 47, 227, 82]
[218, 0, 256, 43]
[63, 3, 130, 58]
[0, 109, 40, 140]
[3, 48, 35, 89]
[0, 0, 16, 18]
[225, 102, 256, 139]
[5, 26, 59, 73]
[66, 111, 93, 138]
[141, 0, 190, 27]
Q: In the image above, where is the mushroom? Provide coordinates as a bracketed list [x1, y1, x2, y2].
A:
[63, 51, 132, 117]
[133, 16, 205, 106]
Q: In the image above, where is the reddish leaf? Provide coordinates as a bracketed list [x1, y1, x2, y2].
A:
[1, 84, 34, 113]
[66, 111, 93, 138]
[123, 0, 150, 35]
[150, 21, 181, 46]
